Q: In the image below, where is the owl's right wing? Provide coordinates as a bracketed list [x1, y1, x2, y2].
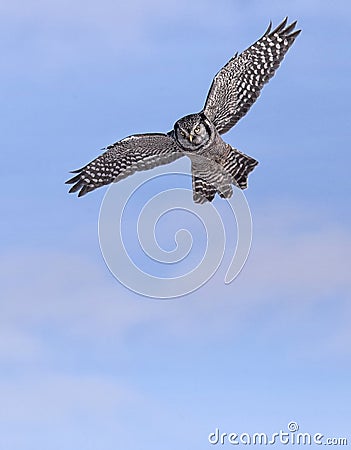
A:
[202, 18, 301, 134]
[66, 133, 184, 197]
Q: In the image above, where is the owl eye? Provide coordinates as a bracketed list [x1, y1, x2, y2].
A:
[194, 126, 201, 134]
[180, 130, 186, 137]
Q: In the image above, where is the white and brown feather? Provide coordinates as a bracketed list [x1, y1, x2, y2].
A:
[203, 18, 301, 134]
[66, 133, 183, 197]
[190, 145, 258, 203]
[67, 19, 300, 202]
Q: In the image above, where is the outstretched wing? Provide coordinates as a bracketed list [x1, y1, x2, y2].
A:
[203, 18, 301, 134]
[66, 133, 184, 197]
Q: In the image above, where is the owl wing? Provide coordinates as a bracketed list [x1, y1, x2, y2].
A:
[202, 18, 301, 134]
[66, 133, 184, 197]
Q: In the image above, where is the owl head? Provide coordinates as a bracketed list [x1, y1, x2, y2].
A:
[174, 113, 213, 151]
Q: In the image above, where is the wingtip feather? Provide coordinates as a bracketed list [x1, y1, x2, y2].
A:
[65, 173, 81, 185]
[68, 184, 81, 194]
[283, 20, 298, 35]
[288, 29, 302, 40]
[264, 20, 272, 36]
[272, 17, 288, 34]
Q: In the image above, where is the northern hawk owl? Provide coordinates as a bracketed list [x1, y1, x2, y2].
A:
[67, 18, 300, 203]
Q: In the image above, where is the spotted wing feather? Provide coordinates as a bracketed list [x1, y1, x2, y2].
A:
[203, 18, 301, 134]
[66, 133, 184, 197]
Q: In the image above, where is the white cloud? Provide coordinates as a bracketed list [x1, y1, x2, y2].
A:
[0, 372, 141, 423]
[4, 0, 348, 77]
[247, 211, 351, 293]
[0, 326, 42, 363]
[1, 203, 350, 357]
[0, 202, 350, 449]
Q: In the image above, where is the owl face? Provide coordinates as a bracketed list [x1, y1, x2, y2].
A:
[174, 114, 211, 151]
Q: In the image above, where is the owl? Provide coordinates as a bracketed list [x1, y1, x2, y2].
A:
[67, 18, 300, 203]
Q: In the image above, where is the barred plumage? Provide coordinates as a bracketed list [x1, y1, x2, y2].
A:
[67, 134, 183, 197]
[190, 146, 258, 203]
[66, 18, 300, 203]
[203, 17, 301, 134]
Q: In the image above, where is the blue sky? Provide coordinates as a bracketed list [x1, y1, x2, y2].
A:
[1, 0, 350, 449]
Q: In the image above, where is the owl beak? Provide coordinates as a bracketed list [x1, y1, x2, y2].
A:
[188, 133, 194, 143]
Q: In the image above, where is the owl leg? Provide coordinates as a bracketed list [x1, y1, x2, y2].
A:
[190, 148, 258, 203]
[191, 156, 233, 203]
[192, 173, 216, 203]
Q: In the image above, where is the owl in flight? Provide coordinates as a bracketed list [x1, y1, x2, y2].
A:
[67, 18, 300, 203]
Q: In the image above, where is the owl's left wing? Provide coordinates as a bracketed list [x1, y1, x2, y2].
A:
[66, 133, 184, 197]
[203, 18, 301, 135]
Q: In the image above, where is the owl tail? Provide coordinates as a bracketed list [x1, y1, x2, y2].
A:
[190, 148, 258, 203]
[223, 146, 259, 190]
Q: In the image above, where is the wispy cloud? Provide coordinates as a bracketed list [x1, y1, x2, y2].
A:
[2, 204, 350, 359]
[4, 0, 349, 77]
[1, 2, 350, 448]
[0, 373, 140, 423]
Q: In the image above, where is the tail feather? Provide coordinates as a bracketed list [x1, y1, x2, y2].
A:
[222, 146, 258, 189]
[191, 147, 258, 203]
